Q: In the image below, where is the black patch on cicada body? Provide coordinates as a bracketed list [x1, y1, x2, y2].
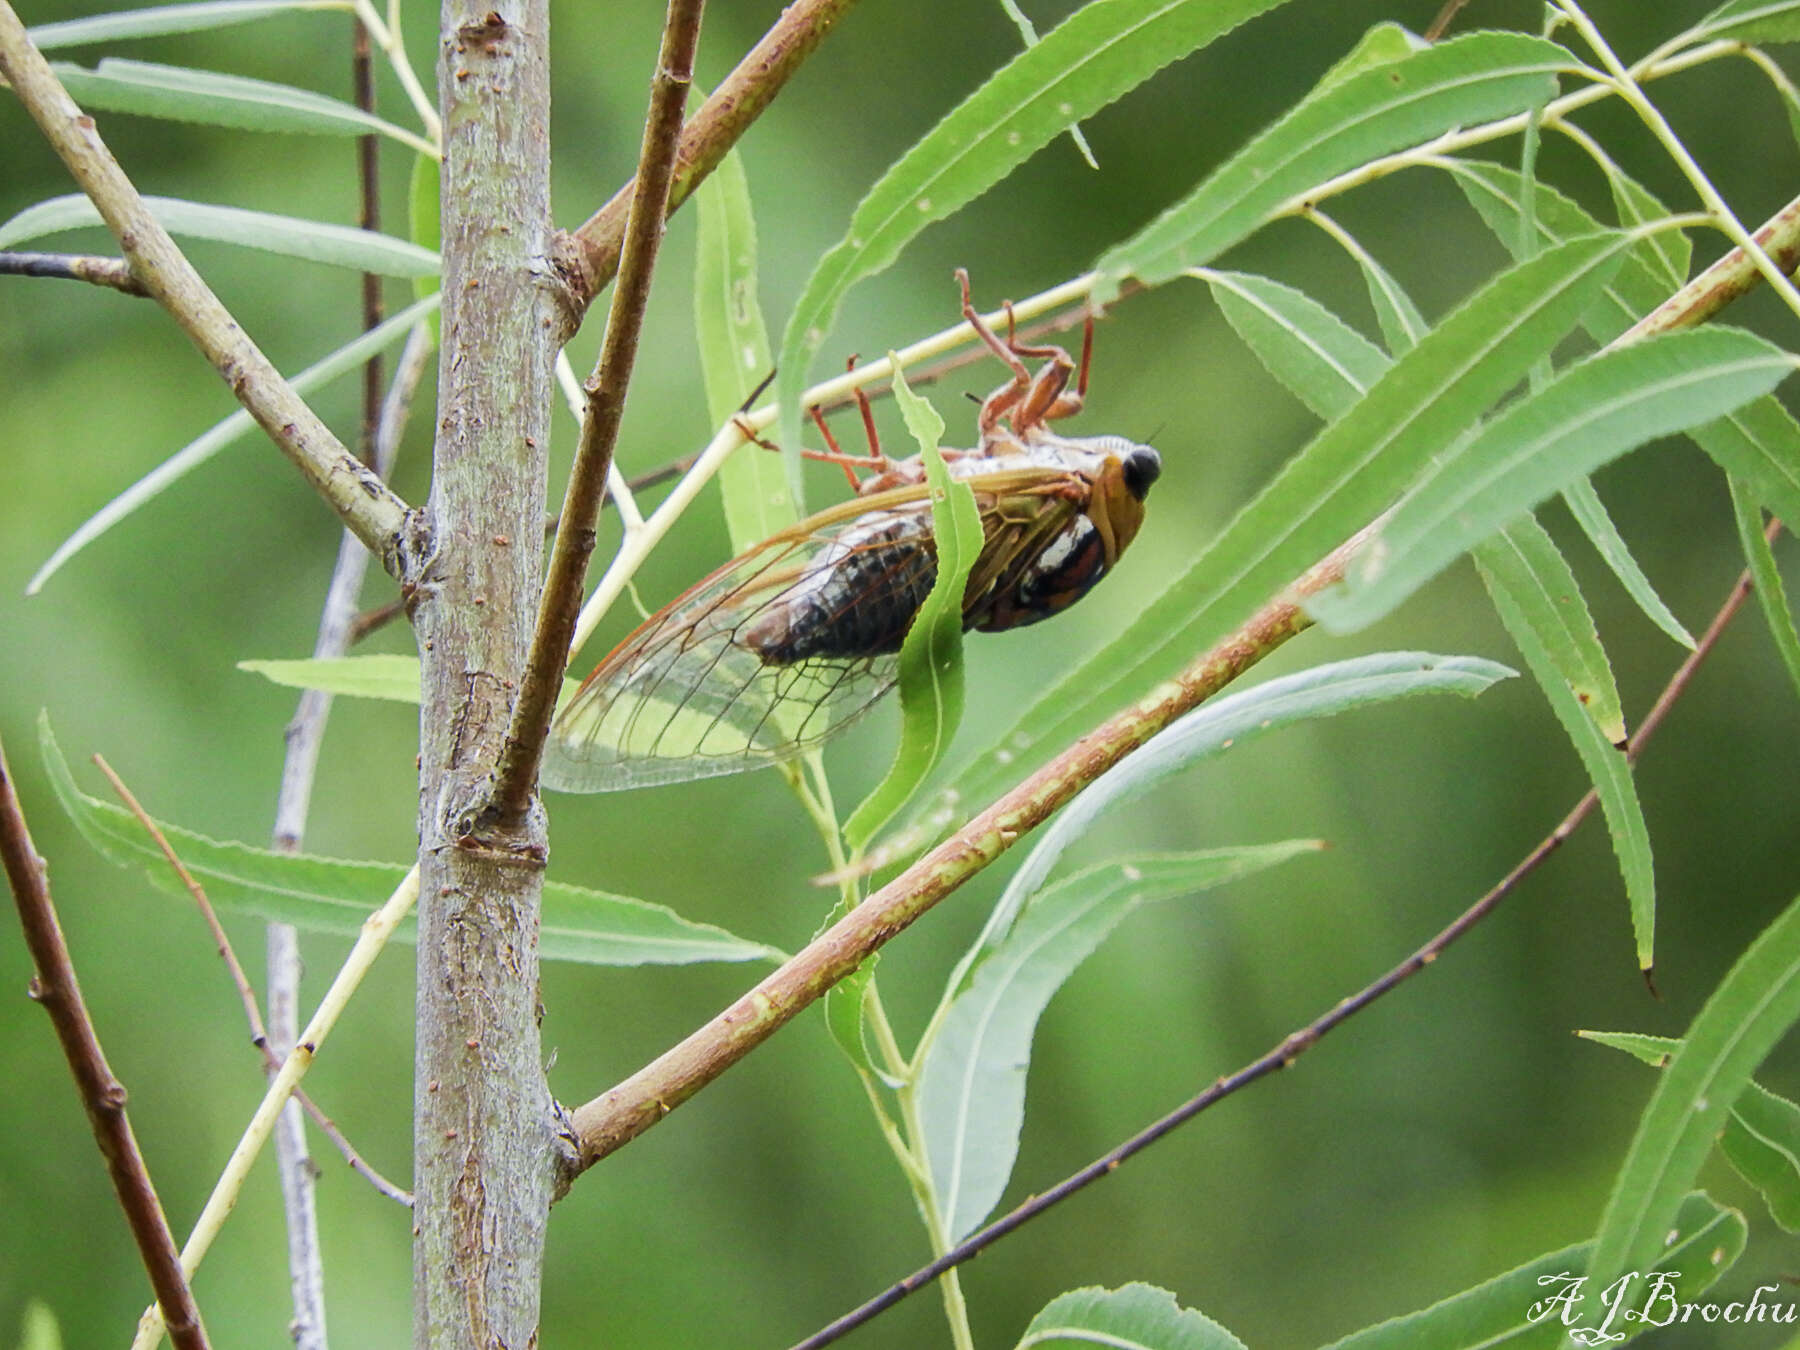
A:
[740, 509, 941, 663]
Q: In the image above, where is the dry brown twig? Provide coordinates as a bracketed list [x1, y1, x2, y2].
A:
[0, 734, 210, 1350]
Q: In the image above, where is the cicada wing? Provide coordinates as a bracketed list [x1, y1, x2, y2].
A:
[542, 530, 903, 793]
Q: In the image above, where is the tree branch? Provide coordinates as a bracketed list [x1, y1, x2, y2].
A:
[786, 518, 1777, 1349]
[0, 249, 147, 294]
[0, 734, 210, 1350]
[487, 0, 706, 826]
[562, 533, 1361, 1173]
[0, 3, 412, 573]
[563, 0, 857, 311]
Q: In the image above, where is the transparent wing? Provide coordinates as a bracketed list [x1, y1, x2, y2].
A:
[542, 506, 922, 793]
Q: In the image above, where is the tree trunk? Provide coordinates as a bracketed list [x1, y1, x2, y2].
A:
[412, 4, 568, 1344]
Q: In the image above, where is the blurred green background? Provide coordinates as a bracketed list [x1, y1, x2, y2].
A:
[5, 0, 1800, 1344]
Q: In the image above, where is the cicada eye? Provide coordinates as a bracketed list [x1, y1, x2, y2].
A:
[1122, 445, 1161, 501]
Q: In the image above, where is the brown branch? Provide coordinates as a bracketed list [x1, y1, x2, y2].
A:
[0, 249, 147, 294]
[486, 0, 707, 826]
[564, 0, 858, 312]
[0, 4, 412, 571]
[787, 519, 1777, 1350]
[89, 756, 413, 1209]
[563, 533, 1361, 1174]
[0, 734, 210, 1350]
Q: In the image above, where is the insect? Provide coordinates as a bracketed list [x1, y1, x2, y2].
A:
[541, 271, 1162, 793]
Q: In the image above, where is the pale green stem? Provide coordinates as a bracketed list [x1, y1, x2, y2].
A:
[1555, 0, 1800, 324]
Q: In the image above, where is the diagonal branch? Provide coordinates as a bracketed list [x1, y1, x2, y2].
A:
[0, 734, 210, 1350]
[486, 0, 706, 826]
[563, 0, 857, 312]
[562, 533, 1361, 1174]
[786, 520, 1776, 1350]
[0, 3, 412, 573]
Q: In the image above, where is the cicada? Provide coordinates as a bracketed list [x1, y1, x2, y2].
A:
[542, 272, 1162, 793]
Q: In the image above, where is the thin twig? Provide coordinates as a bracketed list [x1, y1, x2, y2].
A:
[562, 532, 1362, 1174]
[90, 756, 412, 1209]
[0, 249, 147, 294]
[129, 867, 421, 1350]
[786, 518, 1778, 1350]
[566, 0, 857, 312]
[0, 734, 210, 1350]
[0, 4, 412, 570]
[487, 0, 706, 826]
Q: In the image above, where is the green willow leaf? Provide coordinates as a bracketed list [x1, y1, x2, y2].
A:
[694, 134, 792, 554]
[14, 1301, 62, 1350]
[1584, 1030, 1800, 1233]
[27, 294, 440, 594]
[0, 194, 440, 276]
[1730, 477, 1800, 701]
[1689, 0, 1800, 45]
[50, 59, 435, 155]
[921, 846, 1319, 1243]
[1020, 1283, 1247, 1349]
[28, 0, 348, 49]
[1478, 516, 1625, 742]
[1692, 396, 1800, 527]
[1588, 888, 1800, 1289]
[844, 368, 981, 851]
[39, 713, 776, 966]
[239, 654, 584, 712]
[1476, 523, 1653, 966]
[1319, 1193, 1743, 1349]
[1563, 478, 1696, 651]
[1313, 21, 1426, 93]
[1096, 33, 1569, 294]
[1311, 328, 1792, 633]
[1203, 269, 1390, 420]
[775, 0, 1298, 471]
[929, 233, 1632, 824]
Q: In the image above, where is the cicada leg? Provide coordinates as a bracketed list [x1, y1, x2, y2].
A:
[956, 268, 1083, 439]
[806, 354, 891, 490]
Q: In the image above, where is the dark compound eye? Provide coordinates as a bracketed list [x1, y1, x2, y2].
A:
[1122, 445, 1161, 501]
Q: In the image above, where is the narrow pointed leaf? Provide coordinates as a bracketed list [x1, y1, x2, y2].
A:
[845, 370, 981, 850]
[694, 138, 792, 553]
[1584, 1029, 1800, 1233]
[1476, 523, 1652, 964]
[1451, 159, 1684, 344]
[1320, 1193, 1743, 1349]
[15, 1301, 62, 1350]
[1563, 478, 1696, 649]
[1096, 33, 1569, 293]
[50, 59, 435, 154]
[240, 655, 422, 702]
[1204, 270, 1391, 420]
[922, 846, 1320, 1241]
[1311, 328, 1791, 633]
[1588, 889, 1800, 1290]
[1692, 396, 1800, 527]
[1730, 477, 1800, 701]
[27, 294, 439, 594]
[1313, 22, 1426, 92]
[0, 194, 440, 276]
[28, 0, 348, 49]
[929, 233, 1631, 823]
[1691, 0, 1800, 45]
[1021, 1283, 1247, 1349]
[39, 713, 775, 965]
[775, 0, 1299, 464]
